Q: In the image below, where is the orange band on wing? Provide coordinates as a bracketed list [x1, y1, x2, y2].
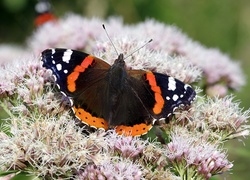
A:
[115, 123, 153, 136]
[145, 72, 164, 114]
[73, 106, 108, 130]
[80, 56, 95, 68]
[145, 73, 157, 86]
[67, 56, 95, 92]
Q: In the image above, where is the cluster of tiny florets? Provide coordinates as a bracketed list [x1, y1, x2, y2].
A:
[0, 13, 249, 180]
[166, 129, 233, 180]
[78, 158, 143, 180]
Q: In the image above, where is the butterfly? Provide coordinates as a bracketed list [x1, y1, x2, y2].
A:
[35, 0, 56, 27]
[41, 48, 196, 136]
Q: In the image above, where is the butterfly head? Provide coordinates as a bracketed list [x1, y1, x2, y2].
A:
[114, 53, 125, 66]
[107, 53, 128, 88]
[110, 53, 126, 72]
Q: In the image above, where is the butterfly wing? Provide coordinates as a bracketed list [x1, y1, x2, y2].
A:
[41, 48, 110, 94]
[35, 0, 56, 27]
[107, 72, 156, 136]
[127, 70, 196, 119]
[41, 48, 111, 129]
[152, 72, 196, 117]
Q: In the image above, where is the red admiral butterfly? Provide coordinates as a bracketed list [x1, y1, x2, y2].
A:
[41, 48, 196, 136]
[35, 0, 56, 27]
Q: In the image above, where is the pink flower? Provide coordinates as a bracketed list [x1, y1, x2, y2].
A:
[106, 131, 147, 158]
[166, 131, 233, 179]
[0, 45, 29, 66]
[78, 158, 143, 180]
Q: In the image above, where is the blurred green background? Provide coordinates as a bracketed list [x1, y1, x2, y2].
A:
[0, 0, 249, 179]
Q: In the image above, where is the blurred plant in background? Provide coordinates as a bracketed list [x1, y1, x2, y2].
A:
[0, 0, 250, 179]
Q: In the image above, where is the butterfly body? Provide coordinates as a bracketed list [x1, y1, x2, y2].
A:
[41, 48, 196, 136]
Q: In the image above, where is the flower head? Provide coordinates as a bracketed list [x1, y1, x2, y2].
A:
[0, 45, 29, 66]
[193, 95, 249, 140]
[166, 129, 233, 180]
[79, 158, 143, 180]
[106, 130, 147, 158]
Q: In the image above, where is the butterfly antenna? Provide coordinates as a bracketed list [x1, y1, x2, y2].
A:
[124, 39, 153, 60]
[102, 24, 119, 56]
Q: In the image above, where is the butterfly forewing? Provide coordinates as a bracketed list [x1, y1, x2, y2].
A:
[152, 72, 196, 117]
[128, 71, 196, 118]
[41, 48, 110, 94]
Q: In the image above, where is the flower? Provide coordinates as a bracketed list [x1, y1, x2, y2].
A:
[0, 45, 29, 66]
[194, 95, 249, 140]
[78, 158, 143, 180]
[172, 94, 250, 142]
[166, 129, 233, 180]
[28, 14, 124, 54]
[206, 84, 228, 98]
[106, 131, 147, 158]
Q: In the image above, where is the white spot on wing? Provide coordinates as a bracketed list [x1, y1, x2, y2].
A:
[64, 69, 68, 74]
[62, 49, 73, 63]
[61, 91, 67, 96]
[51, 49, 55, 54]
[56, 63, 62, 71]
[71, 107, 76, 113]
[168, 77, 176, 91]
[166, 96, 170, 100]
[172, 94, 179, 101]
